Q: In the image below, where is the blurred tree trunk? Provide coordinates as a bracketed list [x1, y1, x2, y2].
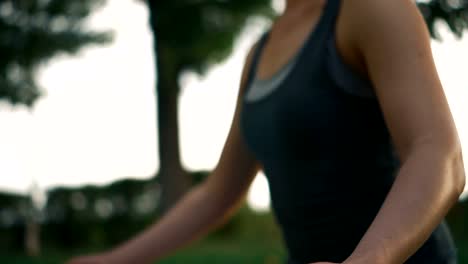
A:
[154, 42, 192, 214]
[25, 181, 45, 257]
[25, 220, 40, 257]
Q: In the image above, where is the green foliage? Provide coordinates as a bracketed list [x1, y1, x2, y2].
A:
[0, 204, 287, 264]
[446, 199, 468, 242]
[191, 170, 211, 185]
[149, 0, 274, 76]
[1, 196, 468, 263]
[0, 0, 112, 106]
[2, 204, 468, 263]
[0, 171, 222, 252]
[417, 0, 468, 39]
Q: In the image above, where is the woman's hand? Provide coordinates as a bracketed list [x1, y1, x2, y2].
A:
[309, 262, 339, 264]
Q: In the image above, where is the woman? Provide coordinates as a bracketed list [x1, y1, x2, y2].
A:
[67, 0, 465, 263]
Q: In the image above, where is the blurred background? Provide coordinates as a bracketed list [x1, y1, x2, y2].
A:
[0, 0, 467, 263]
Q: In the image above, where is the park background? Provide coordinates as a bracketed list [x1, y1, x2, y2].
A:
[0, 0, 468, 263]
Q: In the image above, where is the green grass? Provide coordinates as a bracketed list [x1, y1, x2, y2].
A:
[2, 238, 468, 264]
[0, 238, 286, 264]
[158, 239, 285, 264]
[1, 209, 466, 264]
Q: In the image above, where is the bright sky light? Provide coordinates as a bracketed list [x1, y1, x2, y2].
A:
[0, 0, 467, 211]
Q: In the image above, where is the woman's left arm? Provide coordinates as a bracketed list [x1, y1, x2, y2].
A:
[336, 0, 465, 263]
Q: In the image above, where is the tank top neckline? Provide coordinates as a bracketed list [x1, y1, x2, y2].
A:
[244, 0, 339, 104]
[252, 0, 336, 83]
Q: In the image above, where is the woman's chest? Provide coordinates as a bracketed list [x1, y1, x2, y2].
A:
[240, 71, 382, 161]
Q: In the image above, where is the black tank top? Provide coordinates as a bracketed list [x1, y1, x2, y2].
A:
[239, 0, 458, 263]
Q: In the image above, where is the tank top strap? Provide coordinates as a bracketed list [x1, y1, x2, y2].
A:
[246, 0, 342, 86]
[322, 0, 342, 29]
[245, 32, 270, 87]
[315, 0, 342, 39]
[295, 0, 343, 63]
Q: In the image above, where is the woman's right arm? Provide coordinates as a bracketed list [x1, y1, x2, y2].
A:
[67, 42, 261, 264]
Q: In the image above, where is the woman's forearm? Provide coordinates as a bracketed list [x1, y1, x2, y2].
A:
[345, 144, 465, 264]
[106, 181, 241, 264]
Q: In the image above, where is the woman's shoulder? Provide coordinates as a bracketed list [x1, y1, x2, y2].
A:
[339, 0, 427, 46]
[332, 0, 425, 88]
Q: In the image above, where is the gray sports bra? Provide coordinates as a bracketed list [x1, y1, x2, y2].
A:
[244, 32, 375, 102]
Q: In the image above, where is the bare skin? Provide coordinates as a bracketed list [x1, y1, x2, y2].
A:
[67, 0, 465, 263]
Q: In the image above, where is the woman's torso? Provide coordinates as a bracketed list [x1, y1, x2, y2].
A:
[239, 0, 458, 263]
